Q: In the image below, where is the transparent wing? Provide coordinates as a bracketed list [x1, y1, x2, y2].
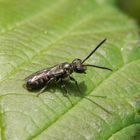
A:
[24, 68, 51, 81]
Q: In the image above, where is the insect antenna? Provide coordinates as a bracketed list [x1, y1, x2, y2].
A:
[83, 64, 112, 71]
[82, 38, 107, 64]
[81, 38, 112, 71]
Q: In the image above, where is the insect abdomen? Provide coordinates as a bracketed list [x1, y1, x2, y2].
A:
[26, 76, 49, 91]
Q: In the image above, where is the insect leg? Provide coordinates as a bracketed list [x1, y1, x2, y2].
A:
[60, 79, 73, 105]
[60, 79, 68, 96]
[69, 76, 81, 93]
[36, 78, 54, 97]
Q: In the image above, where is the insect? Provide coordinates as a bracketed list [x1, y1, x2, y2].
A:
[24, 39, 112, 97]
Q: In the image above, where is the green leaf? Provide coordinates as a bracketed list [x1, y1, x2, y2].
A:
[0, 0, 140, 140]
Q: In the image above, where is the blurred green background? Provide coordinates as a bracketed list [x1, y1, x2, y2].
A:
[117, 0, 140, 25]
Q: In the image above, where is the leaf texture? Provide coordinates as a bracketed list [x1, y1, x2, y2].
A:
[0, 0, 140, 140]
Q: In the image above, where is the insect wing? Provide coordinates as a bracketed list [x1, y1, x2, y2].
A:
[24, 68, 50, 81]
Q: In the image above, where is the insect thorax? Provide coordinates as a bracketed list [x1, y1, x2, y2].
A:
[62, 62, 73, 76]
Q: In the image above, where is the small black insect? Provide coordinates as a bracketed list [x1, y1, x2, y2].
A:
[24, 39, 112, 97]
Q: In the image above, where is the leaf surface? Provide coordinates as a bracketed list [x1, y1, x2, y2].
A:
[0, 0, 140, 140]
